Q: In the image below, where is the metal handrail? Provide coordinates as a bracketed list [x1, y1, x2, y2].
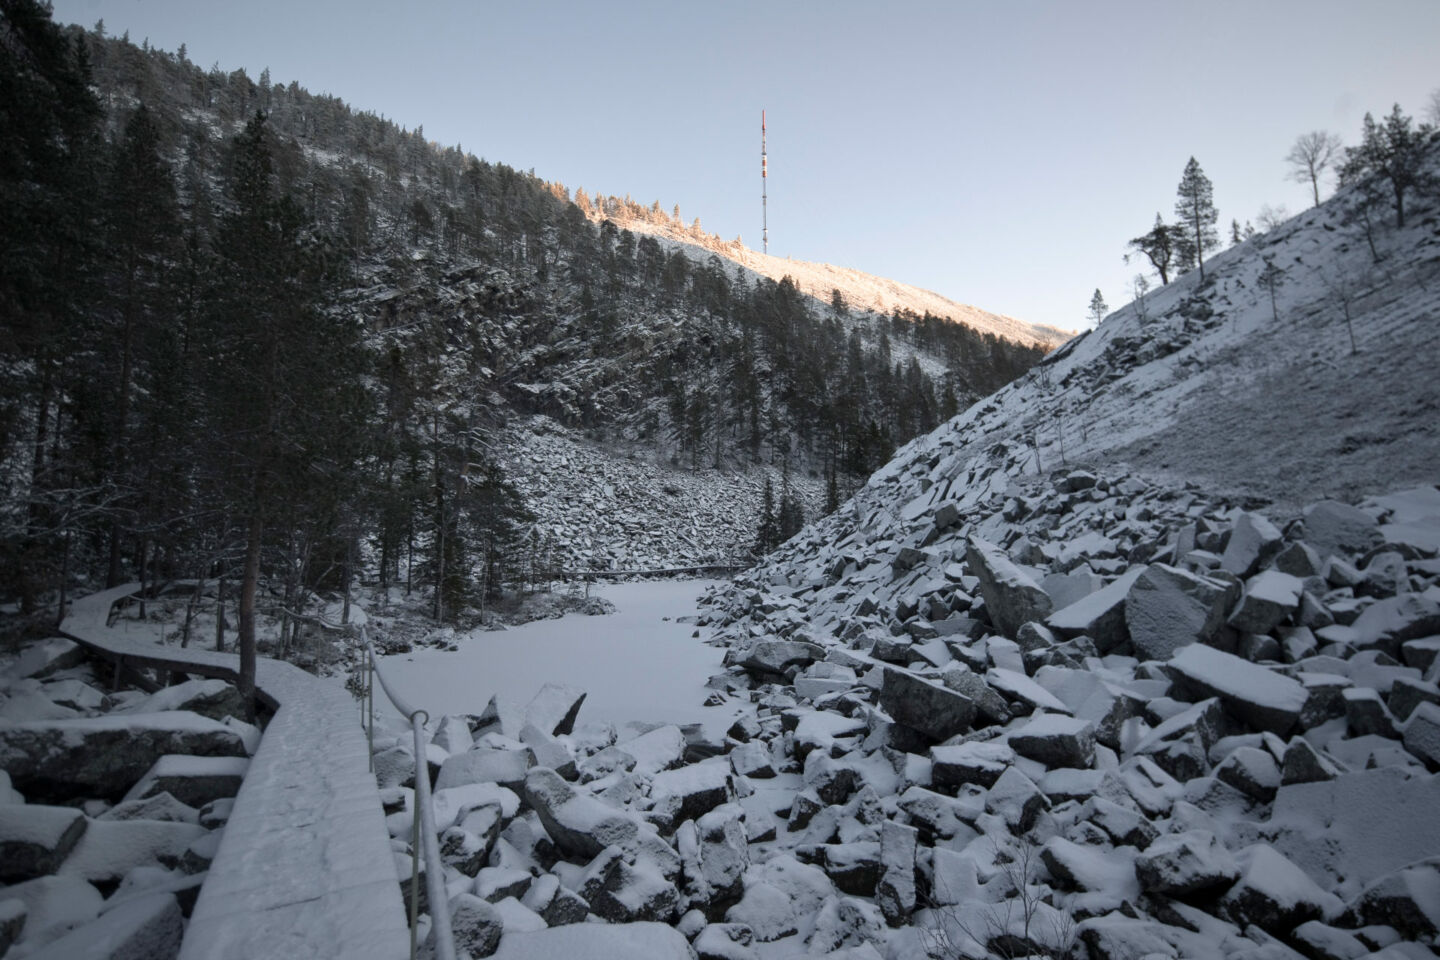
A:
[360, 627, 456, 960]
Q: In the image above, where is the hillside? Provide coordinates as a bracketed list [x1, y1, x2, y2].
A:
[594, 211, 1072, 350]
[685, 133, 1440, 956]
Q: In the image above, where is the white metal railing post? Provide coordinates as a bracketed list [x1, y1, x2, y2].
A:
[360, 628, 456, 960]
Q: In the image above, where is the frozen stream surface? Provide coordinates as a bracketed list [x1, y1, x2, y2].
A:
[373, 579, 743, 736]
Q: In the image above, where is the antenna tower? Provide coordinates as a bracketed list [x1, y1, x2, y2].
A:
[761, 109, 768, 255]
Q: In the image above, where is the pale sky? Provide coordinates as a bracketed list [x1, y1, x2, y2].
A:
[53, 0, 1440, 333]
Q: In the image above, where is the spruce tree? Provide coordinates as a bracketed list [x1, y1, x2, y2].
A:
[1174, 157, 1219, 282]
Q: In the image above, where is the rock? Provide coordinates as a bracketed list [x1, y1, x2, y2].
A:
[650, 759, 734, 828]
[1387, 677, 1440, 722]
[1221, 843, 1344, 935]
[1046, 566, 1148, 652]
[475, 866, 532, 903]
[1303, 501, 1383, 559]
[1042, 835, 1140, 901]
[22, 892, 182, 960]
[728, 742, 774, 780]
[2, 639, 85, 681]
[930, 741, 1015, 790]
[0, 712, 249, 802]
[519, 874, 588, 927]
[809, 895, 886, 954]
[966, 536, 1052, 638]
[1343, 858, 1440, 940]
[1084, 796, 1158, 849]
[0, 804, 87, 882]
[122, 755, 248, 809]
[732, 641, 824, 678]
[1274, 541, 1324, 578]
[1343, 687, 1399, 738]
[1280, 737, 1339, 785]
[1220, 511, 1285, 577]
[985, 766, 1048, 834]
[0, 899, 23, 956]
[521, 768, 673, 874]
[436, 747, 531, 792]
[677, 806, 749, 916]
[875, 820, 917, 926]
[693, 922, 758, 960]
[940, 666, 1012, 726]
[1292, 920, 1370, 960]
[524, 683, 587, 737]
[1125, 564, 1237, 660]
[55, 819, 207, 883]
[1402, 700, 1440, 769]
[130, 679, 247, 723]
[441, 803, 502, 876]
[1350, 594, 1440, 660]
[1007, 713, 1095, 768]
[1229, 570, 1304, 635]
[1134, 830, 1240, 895]
[1167, 644, 1308, 735]
[438, 892, 503, 958]
[99, 793, 200, 825]
[586, 857, 679, 923]
[1214, 746, 1281, 803]
[490, 922, 693, 960]
[878, 668, 975, 741]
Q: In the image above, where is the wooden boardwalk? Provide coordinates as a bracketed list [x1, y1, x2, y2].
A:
[59, 584, 408, 960]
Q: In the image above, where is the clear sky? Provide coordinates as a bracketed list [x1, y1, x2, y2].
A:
[53, 0, 1440, 332]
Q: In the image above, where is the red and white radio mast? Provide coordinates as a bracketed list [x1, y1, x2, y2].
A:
[761, 109, 768, 255]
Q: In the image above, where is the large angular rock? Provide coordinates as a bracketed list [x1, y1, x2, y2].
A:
[523, 682, 587, 737]
[0, 805, 87, 882]
[1134, 830, 1239, 895]
[930, 741, 1015, 790]
[1167, 643, 1308, 735]
[1221, 843, 1344, 935]
[878, 668, 975, 741]
[440, 893, 503, 958]
[0, 712, 249, 802]
[1343, 858, 1440, 940]
[491, 922, 693, 960]
[1303, 500, 1383, 559]
[1007, 714, 1095, 769]
[522, 768, 673, 874]
[1046, 566, 1148, 652]
[1125, 564, 1237, 660]
[649, 759, 734, 828]
[729, 640, 825, 678]
[1228, 570, 1304, 635]
[1220, 511, 1284, 577]
[131, 679, 247, 723]
[875, 820, 917, 926]
[1349, 593, 1440, 659]
[436, 747, 531, 792]
[1403, 700, 1440, 769]
[2, 639, 85, 681]
[122, 755, 248, 809]
[967, 537, 1052, 638]
[23, 891, 182, 960]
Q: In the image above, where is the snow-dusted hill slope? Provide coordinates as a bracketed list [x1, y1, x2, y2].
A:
[603, 215, 1073, 350]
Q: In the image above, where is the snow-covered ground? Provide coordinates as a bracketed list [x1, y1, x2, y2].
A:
[369, 580, 740, 736]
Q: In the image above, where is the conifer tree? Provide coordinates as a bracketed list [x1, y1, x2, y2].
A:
[1341, 105, 1434, 229]
[1175, 157, 1219, 282]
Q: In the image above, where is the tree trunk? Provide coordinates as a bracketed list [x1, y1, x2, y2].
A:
[215, 576, 226, 651]
[238, 512, 262, 719]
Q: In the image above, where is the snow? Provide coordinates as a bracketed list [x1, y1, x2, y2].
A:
[57, 819, 207, 882]
[368, 580, 737, 736]
[23, 892, 182, 960]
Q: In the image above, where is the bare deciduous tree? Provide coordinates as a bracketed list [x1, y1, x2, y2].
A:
[1286, 131, 1343, 207]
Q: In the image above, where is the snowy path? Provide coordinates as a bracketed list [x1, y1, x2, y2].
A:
[371, 580, 740, 736]
[59, 584, 409, 960]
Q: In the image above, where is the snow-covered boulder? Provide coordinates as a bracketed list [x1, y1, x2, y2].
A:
[0, 712, 249, 802]
[1125, 564, 1237, 660]
[1167, 644, 1308, 735]
[1134, 830, 1240, 895]
[22, 891, 181, 960]
[966, 537, 1052, 638]
[1220, 843, 1344, 935]
[877, 668, 974, 742]
[121, 754, 248, 809]
[0, 804, 87, 882]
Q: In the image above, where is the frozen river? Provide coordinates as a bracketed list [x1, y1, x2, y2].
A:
[373, 579, 743, 736]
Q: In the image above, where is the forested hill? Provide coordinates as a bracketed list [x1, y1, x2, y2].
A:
[0, 8, 1049, 625]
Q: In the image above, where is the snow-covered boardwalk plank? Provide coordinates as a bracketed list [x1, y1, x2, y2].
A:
[59, 583, 408, 960]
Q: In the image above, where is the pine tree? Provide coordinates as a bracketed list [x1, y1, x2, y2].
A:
[1340, 105, 1435, 229]
[1087, 289, 1108, 327]
[1174, 157, 1219, 282]
[1127, 214, 1177, 285]
[754, 476, 778, 556]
